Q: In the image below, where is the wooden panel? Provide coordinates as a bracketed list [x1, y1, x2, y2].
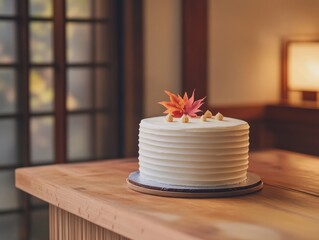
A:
[249, 149, 319, 196]
[266, 103, 319, 125]
[16, 153, 319, 240]
[266, 104, 319, 156]
[121, 0, 144, 157]
[182, 0, 208, 101]
[268, 122, 319, 156]
[53, 0, 67, 163]
[17, 1, 31, 239]
[49, 205, 129, 240]
[302, 91, 317, 101]
[281, 39, 288, 100]
[210, 105, 267, 121]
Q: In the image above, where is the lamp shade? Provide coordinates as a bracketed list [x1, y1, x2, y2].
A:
[288, 42, 319, 91]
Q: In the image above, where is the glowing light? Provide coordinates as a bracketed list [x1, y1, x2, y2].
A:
[288, 43, 319, 91]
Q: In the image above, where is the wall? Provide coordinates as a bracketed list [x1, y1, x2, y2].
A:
[143, 0, 319, 109]
[209, 0, 319, 106]
[144, 0, 182, 117]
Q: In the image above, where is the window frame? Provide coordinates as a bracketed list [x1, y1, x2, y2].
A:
[0, 0, 129, 239]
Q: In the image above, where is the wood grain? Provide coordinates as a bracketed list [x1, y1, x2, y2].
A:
[50, 205, 129, 240]
[249, 149, 319, 196]
[16, 151, 319, 240]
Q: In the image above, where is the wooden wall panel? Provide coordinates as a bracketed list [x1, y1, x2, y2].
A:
[121, 0, 144, 157]
[182, 0, 208, 100]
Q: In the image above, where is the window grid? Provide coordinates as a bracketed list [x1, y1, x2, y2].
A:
[0, 0, 118, 239]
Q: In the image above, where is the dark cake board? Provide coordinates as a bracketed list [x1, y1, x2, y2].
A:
[127, 171, 263, 198]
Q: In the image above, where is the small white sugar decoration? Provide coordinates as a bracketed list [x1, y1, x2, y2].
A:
[204, 110, 213, 118]
[180, 114, 189, 123]
[165, 114, 173, 122]
[200, 115, 207, 122]
[215, 112, 224, 121]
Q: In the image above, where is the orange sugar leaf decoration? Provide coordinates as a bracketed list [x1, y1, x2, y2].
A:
[158, 90, 206, 117]
[158, 90, 185, 117]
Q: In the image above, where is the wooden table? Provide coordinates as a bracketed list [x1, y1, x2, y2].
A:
[15, 149, 319, 240]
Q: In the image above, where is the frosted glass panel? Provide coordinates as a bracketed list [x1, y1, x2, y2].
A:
[30, 22, 53, 63]
[0, 69, 16, 114]
[66, 0, 91, 18]
[31, 209, 49, 240]
[0, 214, 21, 240]
[0, 0, 15, 15]
[31, 117, 54, 163]
[67, 23, 92, 63]
[0, 22, 16, 63]
[67, 0, 110, 19]
[0, 120, 17, 166]
[30, 0, 53, 17]
[68, 115, 92, 160]
[95, 24, 110, 63]
[0, 171, 19, 210]
[30, 68, 54, 112]
[96, 68, 110, 109]
[67, 68, 92, 110]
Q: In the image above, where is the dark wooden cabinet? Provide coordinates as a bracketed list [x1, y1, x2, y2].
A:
[266, 103, 319, 156]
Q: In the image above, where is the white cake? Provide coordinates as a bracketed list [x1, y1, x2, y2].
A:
[138, 116, 250, 186]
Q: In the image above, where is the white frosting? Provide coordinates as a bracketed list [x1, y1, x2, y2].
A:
[138, 116, 250, 186]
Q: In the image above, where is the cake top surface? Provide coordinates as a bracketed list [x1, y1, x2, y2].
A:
[140, 116, 249, 131]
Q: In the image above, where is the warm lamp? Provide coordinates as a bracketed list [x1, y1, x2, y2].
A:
[282, 39, 319, 102]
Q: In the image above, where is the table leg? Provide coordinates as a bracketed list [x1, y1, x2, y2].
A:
[49, 205, 129, 240]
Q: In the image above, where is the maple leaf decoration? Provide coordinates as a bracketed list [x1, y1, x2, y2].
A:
[159, 90, 206, 117]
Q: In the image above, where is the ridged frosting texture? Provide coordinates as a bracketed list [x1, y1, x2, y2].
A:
[138, 116, 250, 186]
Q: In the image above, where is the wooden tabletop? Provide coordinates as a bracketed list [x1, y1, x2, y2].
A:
[16, 149, 319, 240]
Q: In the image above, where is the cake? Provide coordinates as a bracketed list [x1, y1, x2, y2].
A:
[138, 116, 249, 186]
[137, 90, 250, 187]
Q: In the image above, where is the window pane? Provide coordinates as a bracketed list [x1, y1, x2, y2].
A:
[0, 22, 16, 63]
[0, 120, 18, 166]
[95, 0, 110, 18]
[68, 115, 92, 161]
[66, 0, 92, 18]
[96, 113, 117, 158]
[96, 68, 110, 109]
[30, 22, 53, 63]
[67, 23, 92, 63]
[0, 69, 16, 114]
[0, 0, 15, 15]
[31, 116, 54, 164]
[67, 68, 92, 110]
[0, 170, 19, 210]
[30, 68, 54, 112]
[31, 209, 49, 240]
[95, 23, 110, 63]
[30, 0, 53, 17]
[0, 213, 21, 240]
